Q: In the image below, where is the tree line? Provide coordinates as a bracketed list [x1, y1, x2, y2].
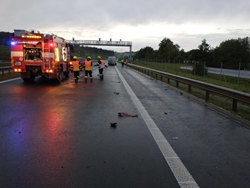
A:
[134, 37, 250, 70]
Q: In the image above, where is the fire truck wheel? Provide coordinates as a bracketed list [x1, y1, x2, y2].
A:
[58, 67, 63, 81]
[22, 77, 34, 82]
[23, 78, 30, 82]
[64, 71, 69, 78]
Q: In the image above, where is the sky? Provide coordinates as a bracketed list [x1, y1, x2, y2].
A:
[1, 0, 250, 53]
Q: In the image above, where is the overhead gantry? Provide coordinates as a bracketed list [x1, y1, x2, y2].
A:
[68, 39, 133, 62]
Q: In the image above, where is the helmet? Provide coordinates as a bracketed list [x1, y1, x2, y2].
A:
[73, 56, 77, 59]
[98, 56, 101, 59]
[87, 56, 91, 60]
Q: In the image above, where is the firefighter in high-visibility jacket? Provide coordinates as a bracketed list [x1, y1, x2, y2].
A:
[71, 56, 81, 83]
[84, 56, 93, 83]
[96, 56, 107, 80]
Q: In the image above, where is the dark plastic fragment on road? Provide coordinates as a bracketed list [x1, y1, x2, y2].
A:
[180, 92, 183, 95]
[164, 112, 168, 115]
[110, 123, 117, 127]
[19, 132, 21, 134]
[114, 92, 119, 95]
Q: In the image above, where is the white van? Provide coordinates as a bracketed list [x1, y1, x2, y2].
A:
[108, 56, 117, 66]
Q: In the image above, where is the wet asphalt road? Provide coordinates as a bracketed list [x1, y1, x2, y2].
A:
[0, 62, 250, 188]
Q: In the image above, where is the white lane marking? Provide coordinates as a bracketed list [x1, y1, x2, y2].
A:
[0, 77, 21, 84]
[115, 66, 199, 188]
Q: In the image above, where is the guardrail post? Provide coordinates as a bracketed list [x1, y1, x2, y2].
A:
[2, 70, 4, 76]
[206, 90, 209, 100]
[232, 99, 238, 112]
[156, 74, 157, 79]
[176, 81, 179, 88]
[237, 62, 241, 85]
[203, 61, 206, 77]
[161, 76, 163, 81]
[168, 78, 170, 83]
[188, 85, 191, 92]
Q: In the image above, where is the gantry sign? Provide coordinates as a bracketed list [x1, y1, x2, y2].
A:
[67, 39, 132, 62]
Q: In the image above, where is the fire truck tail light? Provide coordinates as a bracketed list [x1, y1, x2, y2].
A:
[14, 69, 22, 72]
[50, 43, 54, 47]
[46, 69, 53, 73]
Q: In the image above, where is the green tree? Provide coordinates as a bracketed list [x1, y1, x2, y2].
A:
[198, 39, 211, 61]
[134, 46, 155, 60]
[211, 37, 250, 69]
[157, 37, 180, 60]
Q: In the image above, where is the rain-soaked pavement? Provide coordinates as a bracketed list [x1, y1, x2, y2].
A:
[0, 62, 250, 188]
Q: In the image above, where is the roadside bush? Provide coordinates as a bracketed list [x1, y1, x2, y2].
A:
[193, 62, 208, 76]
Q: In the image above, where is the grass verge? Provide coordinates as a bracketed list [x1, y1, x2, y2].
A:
[134, 61, 250, 93]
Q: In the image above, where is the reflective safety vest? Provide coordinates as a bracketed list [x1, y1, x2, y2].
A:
[100, 60, 105, 68]
[85, 61, 92, 71]
[73, 61, 79, 71]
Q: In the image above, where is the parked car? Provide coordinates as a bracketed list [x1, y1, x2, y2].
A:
[108, 56, 117, 66]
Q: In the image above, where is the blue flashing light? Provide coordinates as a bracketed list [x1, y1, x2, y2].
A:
[11, 41, 16, 46]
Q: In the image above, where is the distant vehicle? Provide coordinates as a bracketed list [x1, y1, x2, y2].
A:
[77, 57, 86, 70]
[108, 56, 117, 66]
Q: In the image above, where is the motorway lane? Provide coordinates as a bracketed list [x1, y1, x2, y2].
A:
[0, 65, 179, 187]
[119, 64, 250, 188]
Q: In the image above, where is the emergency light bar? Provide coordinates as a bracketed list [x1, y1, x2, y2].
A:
[21, 35, 42, 39]
[14, 41, 39, 45]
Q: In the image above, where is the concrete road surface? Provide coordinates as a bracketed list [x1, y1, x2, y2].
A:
[180, 66, 250, 79]
[0, 62, 250, 188]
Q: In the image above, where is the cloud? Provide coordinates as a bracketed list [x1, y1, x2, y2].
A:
[1, 0, 250, 52]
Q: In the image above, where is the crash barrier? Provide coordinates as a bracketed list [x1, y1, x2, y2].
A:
[0, 66, 12, 75]
[127, 64, 250, 112]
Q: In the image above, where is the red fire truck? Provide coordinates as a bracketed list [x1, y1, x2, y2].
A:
[10, 29, 71, 82]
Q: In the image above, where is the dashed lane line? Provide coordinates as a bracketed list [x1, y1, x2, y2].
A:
[115, 66, 199, 188]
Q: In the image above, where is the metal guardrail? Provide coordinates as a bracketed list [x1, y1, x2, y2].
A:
[0, 66, 12, 75]
[128, 64, 250, 112]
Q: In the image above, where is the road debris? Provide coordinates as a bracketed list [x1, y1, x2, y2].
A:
[110, 123, 117, 127]
[114, 92, 119, 95]
[118, 112, 138, 117]
[164, 112, 168, 115]
[172, 137, 179, 140]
